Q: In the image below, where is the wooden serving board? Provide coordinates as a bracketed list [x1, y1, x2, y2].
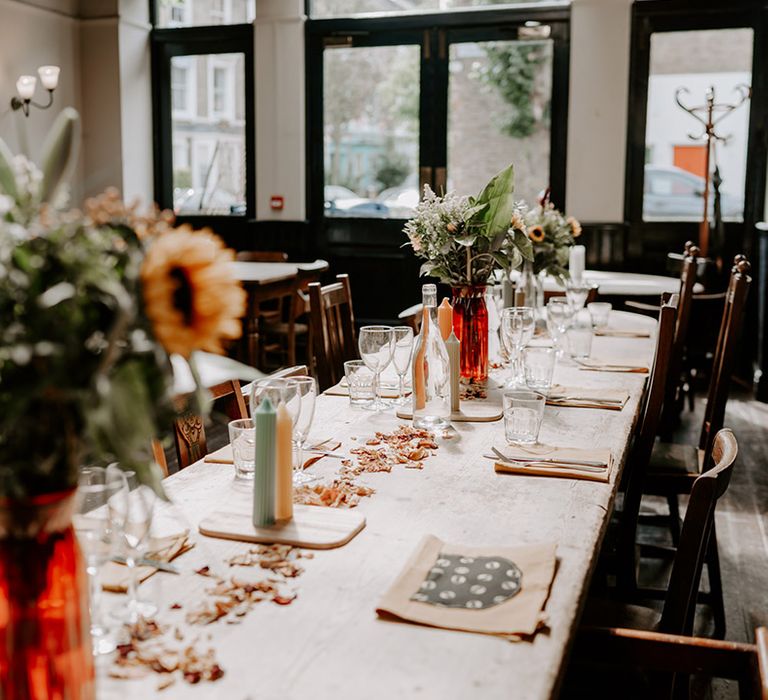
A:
[395, 403, 502, 422]
[199, 504, 365, 549]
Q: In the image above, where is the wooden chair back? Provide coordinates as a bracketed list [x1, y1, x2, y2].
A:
[574, 623, 765, 700]
[243, 365, 310, 414]
[172, 380, 248, 471]
[543, 286, 598, 305]
[235, 250, 288, 262]
[698, 256, 751, 466]
[659, 243, 699, 434]
[618, 294, 679, 589]
[309, 274, 357, 390]
[660, 429, 738, 636]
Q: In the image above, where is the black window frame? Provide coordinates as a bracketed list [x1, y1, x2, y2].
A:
[305, 3, 571, 229]
[625, 0, 768, 267]
[150, 14, 256, 234]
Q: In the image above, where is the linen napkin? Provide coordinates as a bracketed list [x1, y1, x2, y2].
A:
[376, 535, 556, 641]
[203, 439, 342, 469]
[545, 385, 629, 411]
[576, 358, 649, 374]
[101, 532, 193, 593]
[492, 444, 613, 483]
[594, 329, 652, 338]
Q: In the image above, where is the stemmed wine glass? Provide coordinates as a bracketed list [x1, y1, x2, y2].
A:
[107, 465, 157, 624]
[286, 376, 318, 485]
[358, 325, 394, 412]
[392, 326, 414, 405]
[73, 466, 128, 654]
[501, 307, 535, 388]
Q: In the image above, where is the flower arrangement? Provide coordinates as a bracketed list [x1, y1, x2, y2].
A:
[404, 164, 533, 287]
[523, 199, 582, 282]
[0, 109, 252, 498]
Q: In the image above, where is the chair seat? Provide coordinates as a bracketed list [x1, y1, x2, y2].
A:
[648, 441, 704, 476]
[582, 598, 661, 632]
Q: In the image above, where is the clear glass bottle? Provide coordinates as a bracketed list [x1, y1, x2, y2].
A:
[412, 284, 450, 430]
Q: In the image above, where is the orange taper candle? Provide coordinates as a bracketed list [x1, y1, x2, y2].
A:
[275, 401, 293, 522]
[437, 298, 453, 341]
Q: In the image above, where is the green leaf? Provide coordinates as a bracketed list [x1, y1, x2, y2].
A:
[40, 108, 80, 204]
[0, 138, 18, 201]
[464, 202, 489, 223]
[474, 164, 516, 239]
[514, 229, 534, 261]
[455, 234, 477, 247]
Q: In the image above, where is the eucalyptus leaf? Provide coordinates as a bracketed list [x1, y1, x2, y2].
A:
[455, 234, 477, 247]
[474, 164, 516, 239]
[40, 108, 80, 204]
[0, 138, 18, 202]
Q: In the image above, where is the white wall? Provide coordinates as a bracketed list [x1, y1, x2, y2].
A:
[255, 0, 306, 220]
[0, 0, 83, 198]
[565, 0, 633, 223]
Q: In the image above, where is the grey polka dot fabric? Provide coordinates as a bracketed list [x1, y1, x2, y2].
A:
[410, 552, 523, 609]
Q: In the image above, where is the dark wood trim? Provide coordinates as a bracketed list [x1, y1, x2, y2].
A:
[150, 23, 256, 226]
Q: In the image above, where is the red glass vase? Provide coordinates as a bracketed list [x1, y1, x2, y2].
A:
[0, 490, 95, 700]
[451, 285, 489, 383]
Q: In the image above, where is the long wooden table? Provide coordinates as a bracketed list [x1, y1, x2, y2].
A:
[101, 311, 656, 699]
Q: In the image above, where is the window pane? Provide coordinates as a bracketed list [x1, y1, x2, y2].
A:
[643, 28, 752, 222]
[312, 0, 551, 18]
[323, 45, 420, 219]
[171, 53, 246, 216]
[156, 0, 255, 28]
[448, 38, 552, 204]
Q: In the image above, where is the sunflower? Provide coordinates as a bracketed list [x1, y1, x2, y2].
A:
[141, 227, 247, 357]
[528, 225, 546, 243]
[567, 216, 582, 238]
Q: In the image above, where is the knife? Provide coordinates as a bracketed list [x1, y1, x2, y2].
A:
[111, 555, 180, 574]
[489, 447, 607, 471]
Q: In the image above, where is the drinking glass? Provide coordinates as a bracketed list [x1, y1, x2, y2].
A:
[73, 466, 128, 654]
[228, 418, 255, 479]
[392, 326, 414, 405]
[358, 325, 395, 412]
[251, 378, 301, 429]
[501, 307, 534, 388]
[587, 302, 612, 330]
[567, 310, 594, 359]
[565, 279, 595, 311]
[547, 297, 573, 358]
[523, 346, 556, 393]
[503, 390, 546, 445]
[344, 360, 375, 406]
[107, 466, 157, 623]
[287, 376, 318, 485]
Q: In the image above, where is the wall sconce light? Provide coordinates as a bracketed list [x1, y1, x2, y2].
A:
[11, 66, 60, 117]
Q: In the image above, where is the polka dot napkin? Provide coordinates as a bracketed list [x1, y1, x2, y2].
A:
[376, 535, 556, 641]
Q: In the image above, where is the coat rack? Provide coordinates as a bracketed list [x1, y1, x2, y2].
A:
[674, 84, 751, 258]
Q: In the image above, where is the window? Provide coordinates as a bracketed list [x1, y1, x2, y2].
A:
[311, 0, 559, 18]
[155, 0, 253, 29]
[625, 2, 768, 265]
[151, 19, 254, 219]
[643, 28, 752, 222]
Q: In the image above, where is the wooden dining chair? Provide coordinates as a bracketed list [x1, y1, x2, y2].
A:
[235, 250, 289, 262]
[308, 274, 357, 391]
[241, 364, 309, 414]
[259, 260, 329, 370]
[570, 622, 766, 700]
[572, 430, 740, 698]
[658, 243, 700, 439]
[640, 256, 751, 639]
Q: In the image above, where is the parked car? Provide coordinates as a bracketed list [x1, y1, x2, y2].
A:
[378, 186, 419, 218]
[643, 164, 742, 220]
[324, 185, 389, 217]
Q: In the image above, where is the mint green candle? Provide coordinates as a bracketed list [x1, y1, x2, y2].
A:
[253, 396, 276, 527]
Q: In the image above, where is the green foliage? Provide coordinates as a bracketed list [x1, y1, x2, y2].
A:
[375, 148, 410, 191]
[479, 42, 549, 139]
[405, 164, 532, 287]
[524, 203, 580, 283]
